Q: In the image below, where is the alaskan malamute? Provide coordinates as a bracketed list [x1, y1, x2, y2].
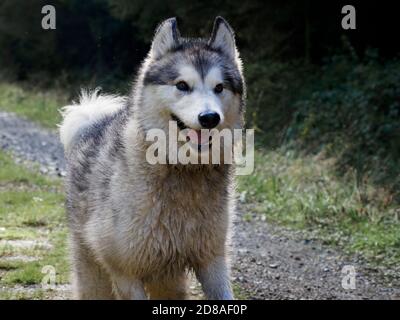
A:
[60, 16, 246, 299]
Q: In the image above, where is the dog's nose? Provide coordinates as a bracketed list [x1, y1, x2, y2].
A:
[198, 111, 220, 129]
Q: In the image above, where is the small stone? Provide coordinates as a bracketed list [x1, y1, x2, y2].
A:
[40, 167, 48, 174]
[269, 263, 279, 269]
[58, 170, 66, 177]
[239, 191, 247, 203]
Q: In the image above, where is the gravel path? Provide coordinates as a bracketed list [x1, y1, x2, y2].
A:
[1, 111, 399, 300]
[232, 209, 400, 299]
[0, 112, 65, 176]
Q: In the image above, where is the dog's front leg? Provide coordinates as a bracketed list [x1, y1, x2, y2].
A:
[195, 256, 234, 300]
[112, 275, 147, 300]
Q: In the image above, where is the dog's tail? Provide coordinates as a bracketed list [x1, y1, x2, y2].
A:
[59, 88, 126, 150]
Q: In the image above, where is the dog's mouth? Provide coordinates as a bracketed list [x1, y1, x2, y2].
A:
[171, 114, 212, 148]
[171, 114, 188, 131]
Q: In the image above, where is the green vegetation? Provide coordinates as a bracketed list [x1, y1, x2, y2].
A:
[246, 51, 400, 194]
[238, 51, 400, 267]
[232, 283, 249, 300]
[285, 54, 400, 201]
[0, 83, 67, 128]
[0, 152, 69, 299]
[238, 150, 400, 267]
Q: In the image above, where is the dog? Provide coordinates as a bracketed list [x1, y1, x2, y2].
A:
[59, 16, 246, 300]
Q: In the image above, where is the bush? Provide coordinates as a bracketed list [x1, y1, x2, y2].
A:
[244, 59, 315, 145]
[284, 52, 400, 200]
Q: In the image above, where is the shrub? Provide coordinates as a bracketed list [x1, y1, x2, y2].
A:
[284, 52, 400, 200]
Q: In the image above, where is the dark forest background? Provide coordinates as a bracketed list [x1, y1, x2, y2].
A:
[0, 0, 399, 200]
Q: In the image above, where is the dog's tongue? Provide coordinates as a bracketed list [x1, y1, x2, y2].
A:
[187, 129, 209, 145]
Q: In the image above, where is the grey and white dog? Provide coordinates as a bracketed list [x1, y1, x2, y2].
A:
[59, 16, 246, 300]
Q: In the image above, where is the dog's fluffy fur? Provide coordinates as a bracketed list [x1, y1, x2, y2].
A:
[60, 17, 246, 300]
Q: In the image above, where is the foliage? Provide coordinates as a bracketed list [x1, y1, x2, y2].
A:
[0, 0, 146, 87]
[1, 1, 399, 85]
[244, 59, 315, 143]
[238, 150, 400, 267]
[284, 52, 400, 200]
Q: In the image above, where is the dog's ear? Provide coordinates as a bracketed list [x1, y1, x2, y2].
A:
[150, 17, 180, 59]
[209, 16, 236, 59]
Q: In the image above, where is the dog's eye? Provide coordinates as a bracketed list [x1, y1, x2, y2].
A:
[214, 83, 224, 94]
[176, 81, 190, 92]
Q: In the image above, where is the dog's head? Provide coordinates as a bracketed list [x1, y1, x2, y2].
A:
[137, 17, 245, 150]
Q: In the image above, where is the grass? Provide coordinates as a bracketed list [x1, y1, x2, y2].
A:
[0, 82, 67, 128]
[0, 152, 69, 299]
[238, 149, 400, 267]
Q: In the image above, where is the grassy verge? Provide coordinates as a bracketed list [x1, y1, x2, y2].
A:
[238, 149, 400, 267]
[0, 82, 67, 128]
[0, 152, 68, 299]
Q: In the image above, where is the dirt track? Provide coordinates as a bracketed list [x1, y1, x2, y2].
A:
[1, 111, 399, 300]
